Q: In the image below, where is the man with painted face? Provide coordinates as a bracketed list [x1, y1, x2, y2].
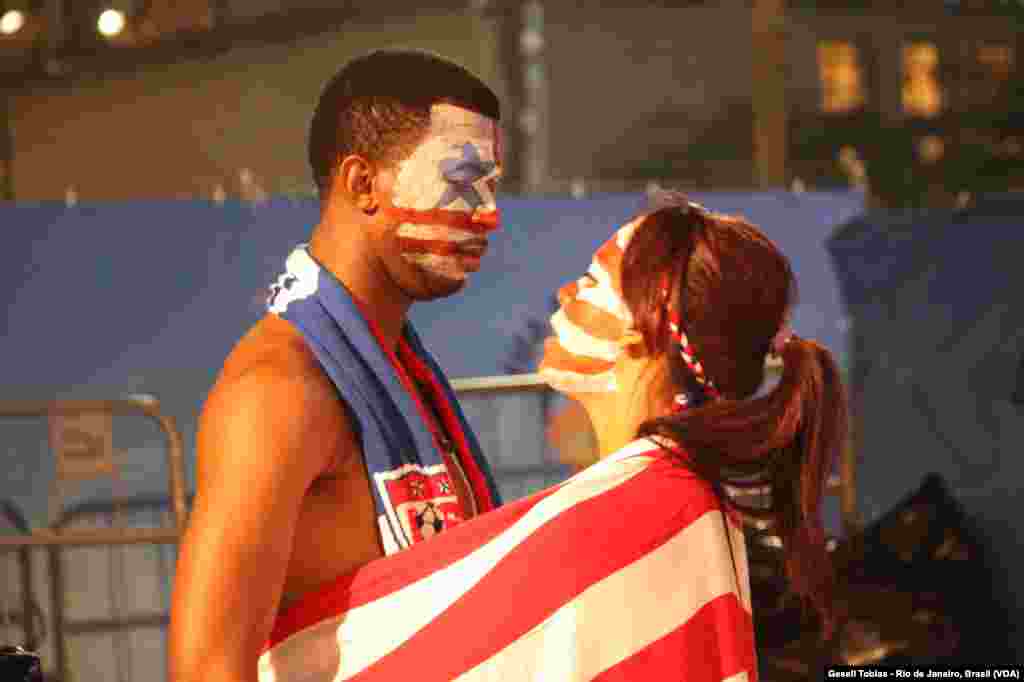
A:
[169, 50, 504, 682]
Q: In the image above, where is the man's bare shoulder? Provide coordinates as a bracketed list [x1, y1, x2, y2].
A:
[198, 315, 353, 478]
[215, 314, 321, 385]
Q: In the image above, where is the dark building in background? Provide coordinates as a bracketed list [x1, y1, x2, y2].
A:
[786, 0, 1024, 204]
[0, 1, 1020, 201]
[536, 0, 1022, 199]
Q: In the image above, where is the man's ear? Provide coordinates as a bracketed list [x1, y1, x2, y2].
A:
[334, 155, 379, 215]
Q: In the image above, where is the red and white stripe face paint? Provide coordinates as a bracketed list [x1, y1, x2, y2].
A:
[539, 217, 644, 394]
[385, 103, 502, 282]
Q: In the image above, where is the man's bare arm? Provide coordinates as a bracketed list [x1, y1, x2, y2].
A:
[168, 364, 353, 682]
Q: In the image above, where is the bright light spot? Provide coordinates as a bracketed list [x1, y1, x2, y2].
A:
[0, 9, 25, 35]
[97, 9, 126, 37]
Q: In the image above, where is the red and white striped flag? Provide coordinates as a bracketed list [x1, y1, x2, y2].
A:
[259, 439, 757, 681]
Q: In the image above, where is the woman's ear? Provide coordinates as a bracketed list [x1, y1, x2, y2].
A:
[619, 329, 648, 359]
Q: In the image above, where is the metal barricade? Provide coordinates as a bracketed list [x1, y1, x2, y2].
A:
[0, 396, 188, 682]
[49, 496, 186, 682]
[0, 499, 41, 653]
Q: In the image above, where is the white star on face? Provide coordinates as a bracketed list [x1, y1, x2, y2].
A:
[436, 143, 497, 211]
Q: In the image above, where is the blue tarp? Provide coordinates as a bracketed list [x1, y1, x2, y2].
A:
[0, 192, 862, 384]
[0, 191, 863, 522]
[827, 195, 1024, 650]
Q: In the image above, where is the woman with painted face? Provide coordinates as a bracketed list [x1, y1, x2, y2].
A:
[539, 192, 848, 642]
[256, 194, 845, 681]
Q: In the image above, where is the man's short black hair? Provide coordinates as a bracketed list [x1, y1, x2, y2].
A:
[308, 49, 501, 201]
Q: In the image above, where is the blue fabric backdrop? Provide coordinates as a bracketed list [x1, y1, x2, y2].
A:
[0, 191, 863, 524]
[828, 195, 1024, 650]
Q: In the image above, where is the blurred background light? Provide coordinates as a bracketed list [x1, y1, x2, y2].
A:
[0, 8, 25, 35]
[97, 8, 126, 38]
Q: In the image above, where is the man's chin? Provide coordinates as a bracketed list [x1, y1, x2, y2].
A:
[412, 270, 468, 300]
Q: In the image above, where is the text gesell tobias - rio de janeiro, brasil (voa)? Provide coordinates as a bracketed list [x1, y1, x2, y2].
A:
[827, 666, 1022, 679]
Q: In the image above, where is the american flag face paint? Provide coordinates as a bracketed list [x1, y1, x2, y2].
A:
[539, 217, 644, 395]
[386, 103, 502, 281]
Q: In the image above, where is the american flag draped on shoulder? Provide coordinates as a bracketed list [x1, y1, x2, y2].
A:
[258, 439, 757, 681]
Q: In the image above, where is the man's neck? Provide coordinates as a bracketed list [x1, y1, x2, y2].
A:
[308, 220, 411, 352]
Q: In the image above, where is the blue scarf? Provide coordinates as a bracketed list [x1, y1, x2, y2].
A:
[267, 245, 501, 554]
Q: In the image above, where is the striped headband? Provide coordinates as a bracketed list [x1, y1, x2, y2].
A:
[661, 199, 720, 411]
[667, 309, 721, 411]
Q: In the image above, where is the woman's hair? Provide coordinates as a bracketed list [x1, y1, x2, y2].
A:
[620, 192, 849, 636]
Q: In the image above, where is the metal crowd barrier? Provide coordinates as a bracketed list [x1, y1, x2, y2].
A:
[0, 395, 188, 681]
[0, 499, 41, 652]
[0, 396, 188, 548]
